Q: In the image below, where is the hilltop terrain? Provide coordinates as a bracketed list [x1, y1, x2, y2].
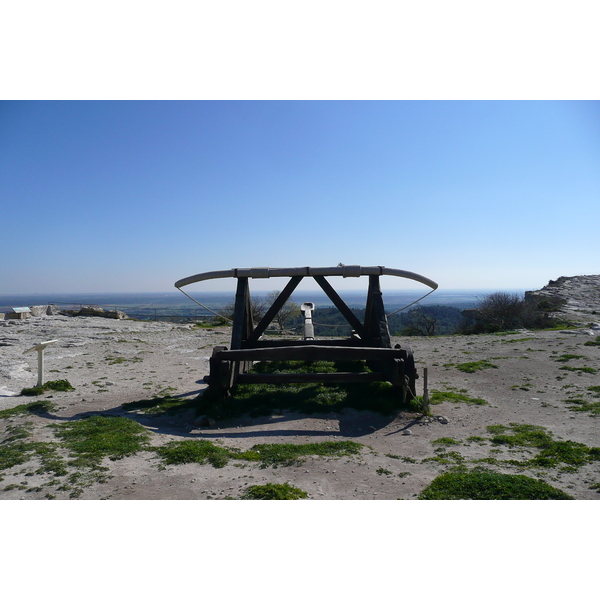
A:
[1, 275, 599, 500]
[525, 274, 600, 325]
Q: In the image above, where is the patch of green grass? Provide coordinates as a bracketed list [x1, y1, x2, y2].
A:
[553, 354, 585, 362]
[52, 416, 150, 468]
[0, 423, 68, 477]
[429, 390, 487, 405]
[583, 336, 600, 347]
[452, 360, 498, 373]
[154, 439, 363, 469]
[45, 380, 75, 391]
[241, 482, 308, 500]
[422, 451, 465, 465]
[559, 365, 597, 374]
[0, 439, 33, 471]
[33, 443, 69, 477]
[238, 441, 363, 468]
[122, 396, 197, 415]
[20, 386, 45, 396]
[0, 400, 55, 419]
[21, 380, 74, 396]
[501, 337, 535, 343]
[376, 467, 392, 475]
[418, 470, 573, 499]
[197, 360, 407, 420]
[155, 439, 231, 468]
[563, 395, 600, 415]
[486, 423, 600, 470]
[432, 437, 460, 446]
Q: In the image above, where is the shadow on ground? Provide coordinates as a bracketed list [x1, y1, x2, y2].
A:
[27, 387, 412, 439]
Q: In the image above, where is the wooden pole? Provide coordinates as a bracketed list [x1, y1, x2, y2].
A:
[422, 367, 430, 415]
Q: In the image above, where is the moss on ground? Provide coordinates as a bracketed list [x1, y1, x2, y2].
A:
[21, 380, 74, 396]
[418, 470, 573, 500]
[155, 439, 364, 469]
[241, 482, 308, 500]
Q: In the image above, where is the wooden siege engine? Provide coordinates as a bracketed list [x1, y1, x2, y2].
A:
[174, 266, 438, 401]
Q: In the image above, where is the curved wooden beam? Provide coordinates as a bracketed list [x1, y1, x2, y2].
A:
[175, 265, 438, 291]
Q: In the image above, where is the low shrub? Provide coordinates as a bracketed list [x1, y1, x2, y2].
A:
[418, 470, 573, 499]
[21, 379, 74, 396]
[241, 482, 308, 500]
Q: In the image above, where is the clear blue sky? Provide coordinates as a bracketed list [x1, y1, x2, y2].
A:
[1, 100, 598, 295]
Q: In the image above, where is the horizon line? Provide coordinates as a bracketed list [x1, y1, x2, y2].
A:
[0, 287, 531, 296]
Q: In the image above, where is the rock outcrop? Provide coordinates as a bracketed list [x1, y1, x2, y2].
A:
[75, 306, 128, 319]
[525, 274, 600, 325]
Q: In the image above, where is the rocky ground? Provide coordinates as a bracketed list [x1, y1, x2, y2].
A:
[1, 306, 599, 500]
[525, 273, 600, 325]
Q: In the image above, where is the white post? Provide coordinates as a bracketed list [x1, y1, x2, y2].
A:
[37, 347, 44, 387]
[23, 340, 58, 387]
[300, 302, 315, 340]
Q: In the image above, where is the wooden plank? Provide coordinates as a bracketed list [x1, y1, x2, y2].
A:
[248, 276, 303, 342]
[237, 372, 385, 384]
[244, 338, 359, 349]
[313, 275, 366, 338]
[213, 344, 406, 362]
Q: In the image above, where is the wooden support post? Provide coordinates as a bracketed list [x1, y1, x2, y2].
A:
[313, 275, 366, 338]
[231, 278, 252, 350]
[229, 278, 255, 381]
[363, 275, 391, 349]
[248, 276, 303, 342]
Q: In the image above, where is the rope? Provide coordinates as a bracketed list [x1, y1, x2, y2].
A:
[385, 288, 437, 317]
[176, 287, 233, 323]
[177, 285, 436, 325]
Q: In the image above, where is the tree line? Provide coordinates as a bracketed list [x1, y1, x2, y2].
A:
[213, 290, 565, 336]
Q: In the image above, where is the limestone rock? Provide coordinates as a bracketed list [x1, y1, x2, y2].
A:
[29, 305, 48, 317]
[76, 306, 128, 319]
[525, 274, 600, 325]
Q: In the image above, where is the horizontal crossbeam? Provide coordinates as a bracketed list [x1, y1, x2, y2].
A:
[236, 372, 386, 384]
[212, 344, 407, 363]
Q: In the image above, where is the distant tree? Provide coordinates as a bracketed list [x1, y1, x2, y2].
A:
[266, 290, 300, 331]
[458, 290, 565, 334]
[216, 295, 267, 325]
[403, 305, 436, 336]
[476, 291, 524, 331]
